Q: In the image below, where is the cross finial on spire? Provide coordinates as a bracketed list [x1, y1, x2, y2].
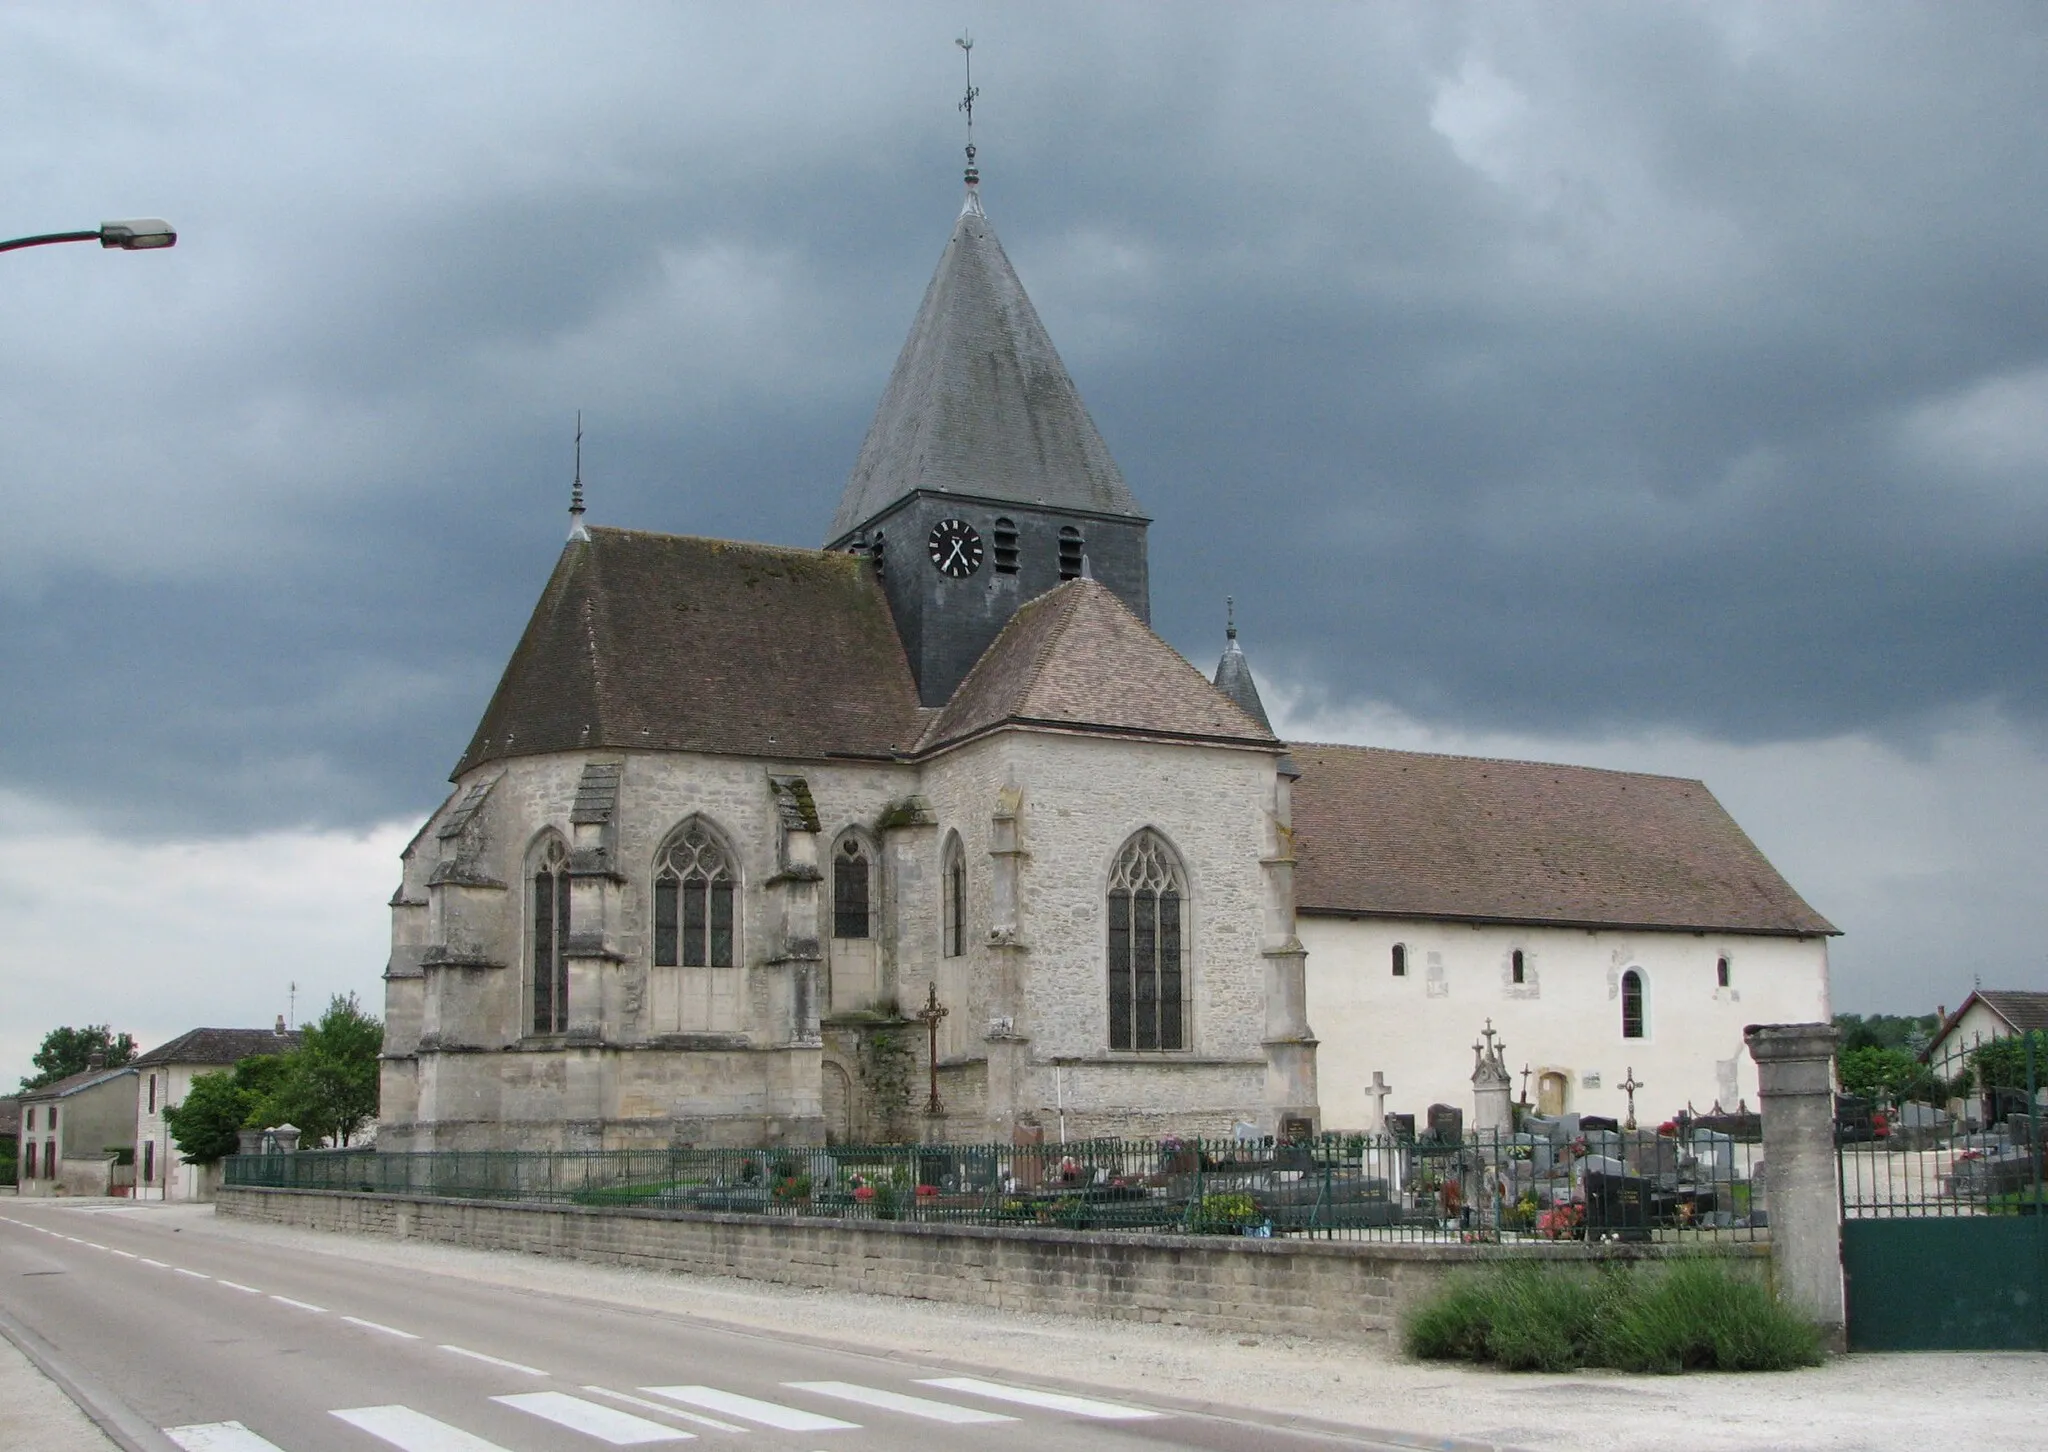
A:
[568, 409, 590, 541]
[957, 33, 980, 190]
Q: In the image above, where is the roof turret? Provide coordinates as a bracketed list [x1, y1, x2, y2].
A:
[1213, 598, 1274, 733]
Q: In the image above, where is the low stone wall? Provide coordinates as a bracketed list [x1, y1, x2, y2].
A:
[217, 1186, 1767, 1343]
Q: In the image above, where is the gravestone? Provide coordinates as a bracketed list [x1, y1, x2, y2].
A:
[1689, 1128, 1737, 1182]
[1583, 1128, 1625, 1160]
[1580, 1115, 1620, 1132]
[1384, 1112, 1417, 1143]
[1624, 1134, 1680, 1185]
[1427, 1104, 1464, 1144]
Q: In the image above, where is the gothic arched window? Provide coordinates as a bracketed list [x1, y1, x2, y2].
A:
[941, 833, 966, 958]
[530, 835, 570, 1034]
[1391, 943, 1407, 977]
[1621, 968, 1647, 1039]
[654, 820, 738, 968]
[1511, 949, 1526, 984]
[833, 835, 872, 940]
[1107, 830, 1187, 1052]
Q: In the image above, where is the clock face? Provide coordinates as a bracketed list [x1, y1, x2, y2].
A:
[927, 518, 984, 578]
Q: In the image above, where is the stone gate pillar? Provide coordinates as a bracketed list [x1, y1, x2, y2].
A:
[1746, 1021, 1846, 1351]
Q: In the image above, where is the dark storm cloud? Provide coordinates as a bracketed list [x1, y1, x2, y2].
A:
[1, 2, 2044, 839]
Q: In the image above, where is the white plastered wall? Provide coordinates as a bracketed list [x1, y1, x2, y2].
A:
[1303, 915, 1831, 1128]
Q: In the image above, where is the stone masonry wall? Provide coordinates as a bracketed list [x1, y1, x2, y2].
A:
[217, 1186, 1763, 1345]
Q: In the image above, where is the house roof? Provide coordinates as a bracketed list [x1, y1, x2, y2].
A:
[455, 529, 927, 776]
[919, 579, 1278, 755]
[828, 191, 1142, 543]
[20, 1064, 137, 1102]
[1929, 990, 2048, 1054]
[1288, 742, 1837, 936]
[133, 1027, 301, 1068]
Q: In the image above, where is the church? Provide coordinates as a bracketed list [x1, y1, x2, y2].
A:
[376, 158, 1834, 1153]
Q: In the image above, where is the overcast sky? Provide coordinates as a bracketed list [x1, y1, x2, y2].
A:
[4, 3, 2045, 1084]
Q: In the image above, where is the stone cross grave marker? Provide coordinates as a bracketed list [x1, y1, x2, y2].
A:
[1364, 1071, 1392, 1133]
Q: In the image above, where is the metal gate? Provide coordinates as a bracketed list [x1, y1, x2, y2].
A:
[1838, 1031, 2046, 1350]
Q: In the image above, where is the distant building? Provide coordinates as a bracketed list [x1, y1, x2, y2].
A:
[16, 1063, 138, 1197]
[133, 1021, 301, 1202]
[1926, 990, 2048, 1067]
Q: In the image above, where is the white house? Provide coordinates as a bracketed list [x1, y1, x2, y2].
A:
[133, 1023, 301, 1201]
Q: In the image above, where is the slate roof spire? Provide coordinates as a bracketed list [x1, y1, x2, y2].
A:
[1213, 596, 1274, 734]
[826, 143, 1143, 542]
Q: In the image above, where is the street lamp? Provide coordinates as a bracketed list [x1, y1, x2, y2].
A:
[0, 219, 177, 255]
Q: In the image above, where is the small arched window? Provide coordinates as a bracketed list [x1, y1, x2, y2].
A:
[942, 835, 966, 958]
[1621, 969, 1646, 1039]
[870, 530, 886, 581]
[1511, 949, 1526, 984]
[833, 835, 872, 940]
[1107, 830, 1188, 1052]
[530, 835, 570, 1034]
[1391, 943, 1407, 977]
[654, 820, 737, 968]
[992, 517, 1020, 574]
[1716, 956, 1731, 988]
[1057, 525, 1084, 580]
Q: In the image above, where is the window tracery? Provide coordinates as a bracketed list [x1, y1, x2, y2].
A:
[530, 835, 570, 1034]
[1107, 830, 1187, 1052]
[654, 820, 737, 969]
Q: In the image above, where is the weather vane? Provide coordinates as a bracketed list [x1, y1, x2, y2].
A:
[957, 32, 980, 187]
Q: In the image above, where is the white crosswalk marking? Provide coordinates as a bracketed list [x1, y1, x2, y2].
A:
[917, 1376, 1162, 1420]
[581, 1387, 747, 1433]
[332, 1405, 513, 1452]
[785, 1381, 1017, 1424]
[164, 1422, 288, 1452]
[642, 1386, 857, 1432]
[495, 1392, 692, 1444]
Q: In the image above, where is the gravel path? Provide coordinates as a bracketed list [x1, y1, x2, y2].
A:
[140, 1202, 2048, 1451]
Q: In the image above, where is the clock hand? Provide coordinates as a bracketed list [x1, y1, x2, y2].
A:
[947, 538, 967, 569]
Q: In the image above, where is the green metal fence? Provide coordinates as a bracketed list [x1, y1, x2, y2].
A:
[225, 1124, 1763, 1244]
[1838, 1029, 2047, 1349]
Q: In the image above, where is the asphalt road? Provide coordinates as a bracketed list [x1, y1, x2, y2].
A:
[0, 1200, 1430, 1452]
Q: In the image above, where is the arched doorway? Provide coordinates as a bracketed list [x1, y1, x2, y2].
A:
[1538, 1071, 1569, 1117]
[822, 1061, 854, 1144]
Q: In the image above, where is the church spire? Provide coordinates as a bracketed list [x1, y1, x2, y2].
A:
[1213, 597, 1274, 734]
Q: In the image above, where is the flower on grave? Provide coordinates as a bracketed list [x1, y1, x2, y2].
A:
[1058, 1156, 1080, 1182]
[915, 1183, 938, 1199]
[1159, 1135, 1186, 1154]
[1658, 1120, 1679, 1137]
[853, 1184, 876, 1203]
[1535, 1202, 1585, 1239]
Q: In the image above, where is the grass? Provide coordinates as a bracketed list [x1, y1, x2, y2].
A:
[1404, 1258, 1825, 1373]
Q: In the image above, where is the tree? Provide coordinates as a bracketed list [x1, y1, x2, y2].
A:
[1971, 1032, 2048, 1100]
[163, 1055, 291, 1165]
[20, 1025, 137, 1091]
[260, 994, 383, 1147]
[1838, 1045, 1940, 1105]
[1834, 1013, 1939, 1055]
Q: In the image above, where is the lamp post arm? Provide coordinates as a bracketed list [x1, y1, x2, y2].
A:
[0, 231, 101, 254]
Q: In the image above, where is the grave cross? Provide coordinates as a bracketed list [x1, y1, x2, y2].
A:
[1364, 1071, 1393, 1132]
[915, 982, 950, 1117]
[1519, 1062, 1532, 1109]
[1619, 1066, 1644, 1131]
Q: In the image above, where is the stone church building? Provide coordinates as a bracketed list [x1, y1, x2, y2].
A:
[377, 170, 1833, 1153]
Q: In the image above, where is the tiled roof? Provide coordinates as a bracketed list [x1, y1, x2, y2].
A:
[20, 1064, 137, 1101]
[921, 579, 1278, 754]
[829, 193, 1142, 543]
[134, 1028, 300, 1068]
[1975, 991, 2048, 1034]
[1289, 743, 1836, 936]
[456, 530, 926, 775]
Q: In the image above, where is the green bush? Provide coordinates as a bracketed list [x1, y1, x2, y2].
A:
[1404, 1258, 1823, 1373]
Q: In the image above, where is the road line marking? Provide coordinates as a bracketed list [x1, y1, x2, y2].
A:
[916, 1377, 1162, 1420]
[785, 1381, 1017, 1424]
[641, 1387, 856, 1433]
[217, 1280, 263, 1294]
[139, 1258, 170, 1268]
[109, 1249, 137, 1258]
[495, 1392, 690, 1444]
[440, 1344, 546, 1376]
[332, 1406, 513, 1451]
[164, 1421, 290, 1451]
[175, 1267, 211, 1279]
[269, 1295, 326, 1313]
[84, 1242, 107, 1250]
[342, 1315, 419, 1339]
[582, 1387, 746, 1433]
